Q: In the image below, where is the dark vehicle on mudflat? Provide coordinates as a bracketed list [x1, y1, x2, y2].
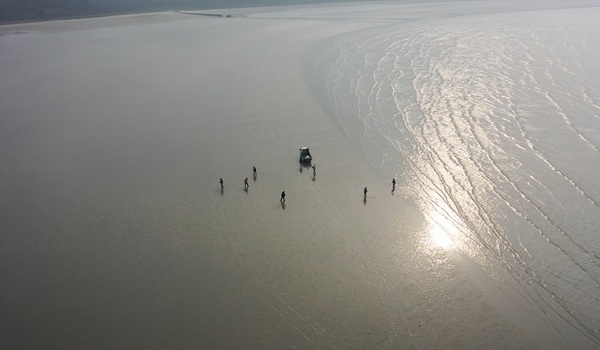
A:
[299, 147, 312, 163]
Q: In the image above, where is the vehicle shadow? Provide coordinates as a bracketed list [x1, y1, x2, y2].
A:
[299, 162, 311, 173]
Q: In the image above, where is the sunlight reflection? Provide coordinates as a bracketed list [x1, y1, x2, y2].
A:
[426, 210, 456, 250]
[429, 221, 454, 249]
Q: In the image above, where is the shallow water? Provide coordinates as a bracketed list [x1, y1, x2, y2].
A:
[309, 5, 600, 348]
[2, 2, 600, 349]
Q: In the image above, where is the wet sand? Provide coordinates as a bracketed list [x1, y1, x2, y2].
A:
[0, 4, 563, 349]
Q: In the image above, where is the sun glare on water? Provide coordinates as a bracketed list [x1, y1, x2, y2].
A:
[429, 221, 454, 249]
[427, 210, 456, 250]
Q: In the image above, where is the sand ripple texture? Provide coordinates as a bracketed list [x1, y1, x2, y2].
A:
[308, 6, 600, 348]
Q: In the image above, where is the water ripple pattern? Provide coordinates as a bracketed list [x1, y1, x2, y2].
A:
[309, 7, 600, 348]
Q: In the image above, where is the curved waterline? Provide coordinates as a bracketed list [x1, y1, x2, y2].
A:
[308, 7, 600, 348]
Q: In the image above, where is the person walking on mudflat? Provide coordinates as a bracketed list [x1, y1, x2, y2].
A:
[244, 177, 249, 190]
[280, 191, 286, 204]
[392, 178, 396, 192]
[253, 166, 257, 177]
[220, 178, 224, 190]
[312, 164, 316, 176]
[364, 187, 368, 198]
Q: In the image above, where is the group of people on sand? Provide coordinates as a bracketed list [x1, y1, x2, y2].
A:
[220, 166, 256, 190]
[220, 165, 287, 203]
[357, 177, 397, 203]
[219, 164, 398, 206]
[216, 164, 299, 207]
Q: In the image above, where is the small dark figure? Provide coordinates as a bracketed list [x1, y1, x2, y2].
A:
[280, 191, 286, 204]
[220, 178, 224, 190]
[364, 187, 368, 198]
[253, 166, 257, 176]
[244, 177, 249, 189]
[392, 178, 396, 192]
[312, 164, 316, 176]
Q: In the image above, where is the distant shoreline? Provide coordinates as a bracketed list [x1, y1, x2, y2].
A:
[0, 1, 275, 26]
[0, 0, 365, 26]
[0, 8, 212, 26]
